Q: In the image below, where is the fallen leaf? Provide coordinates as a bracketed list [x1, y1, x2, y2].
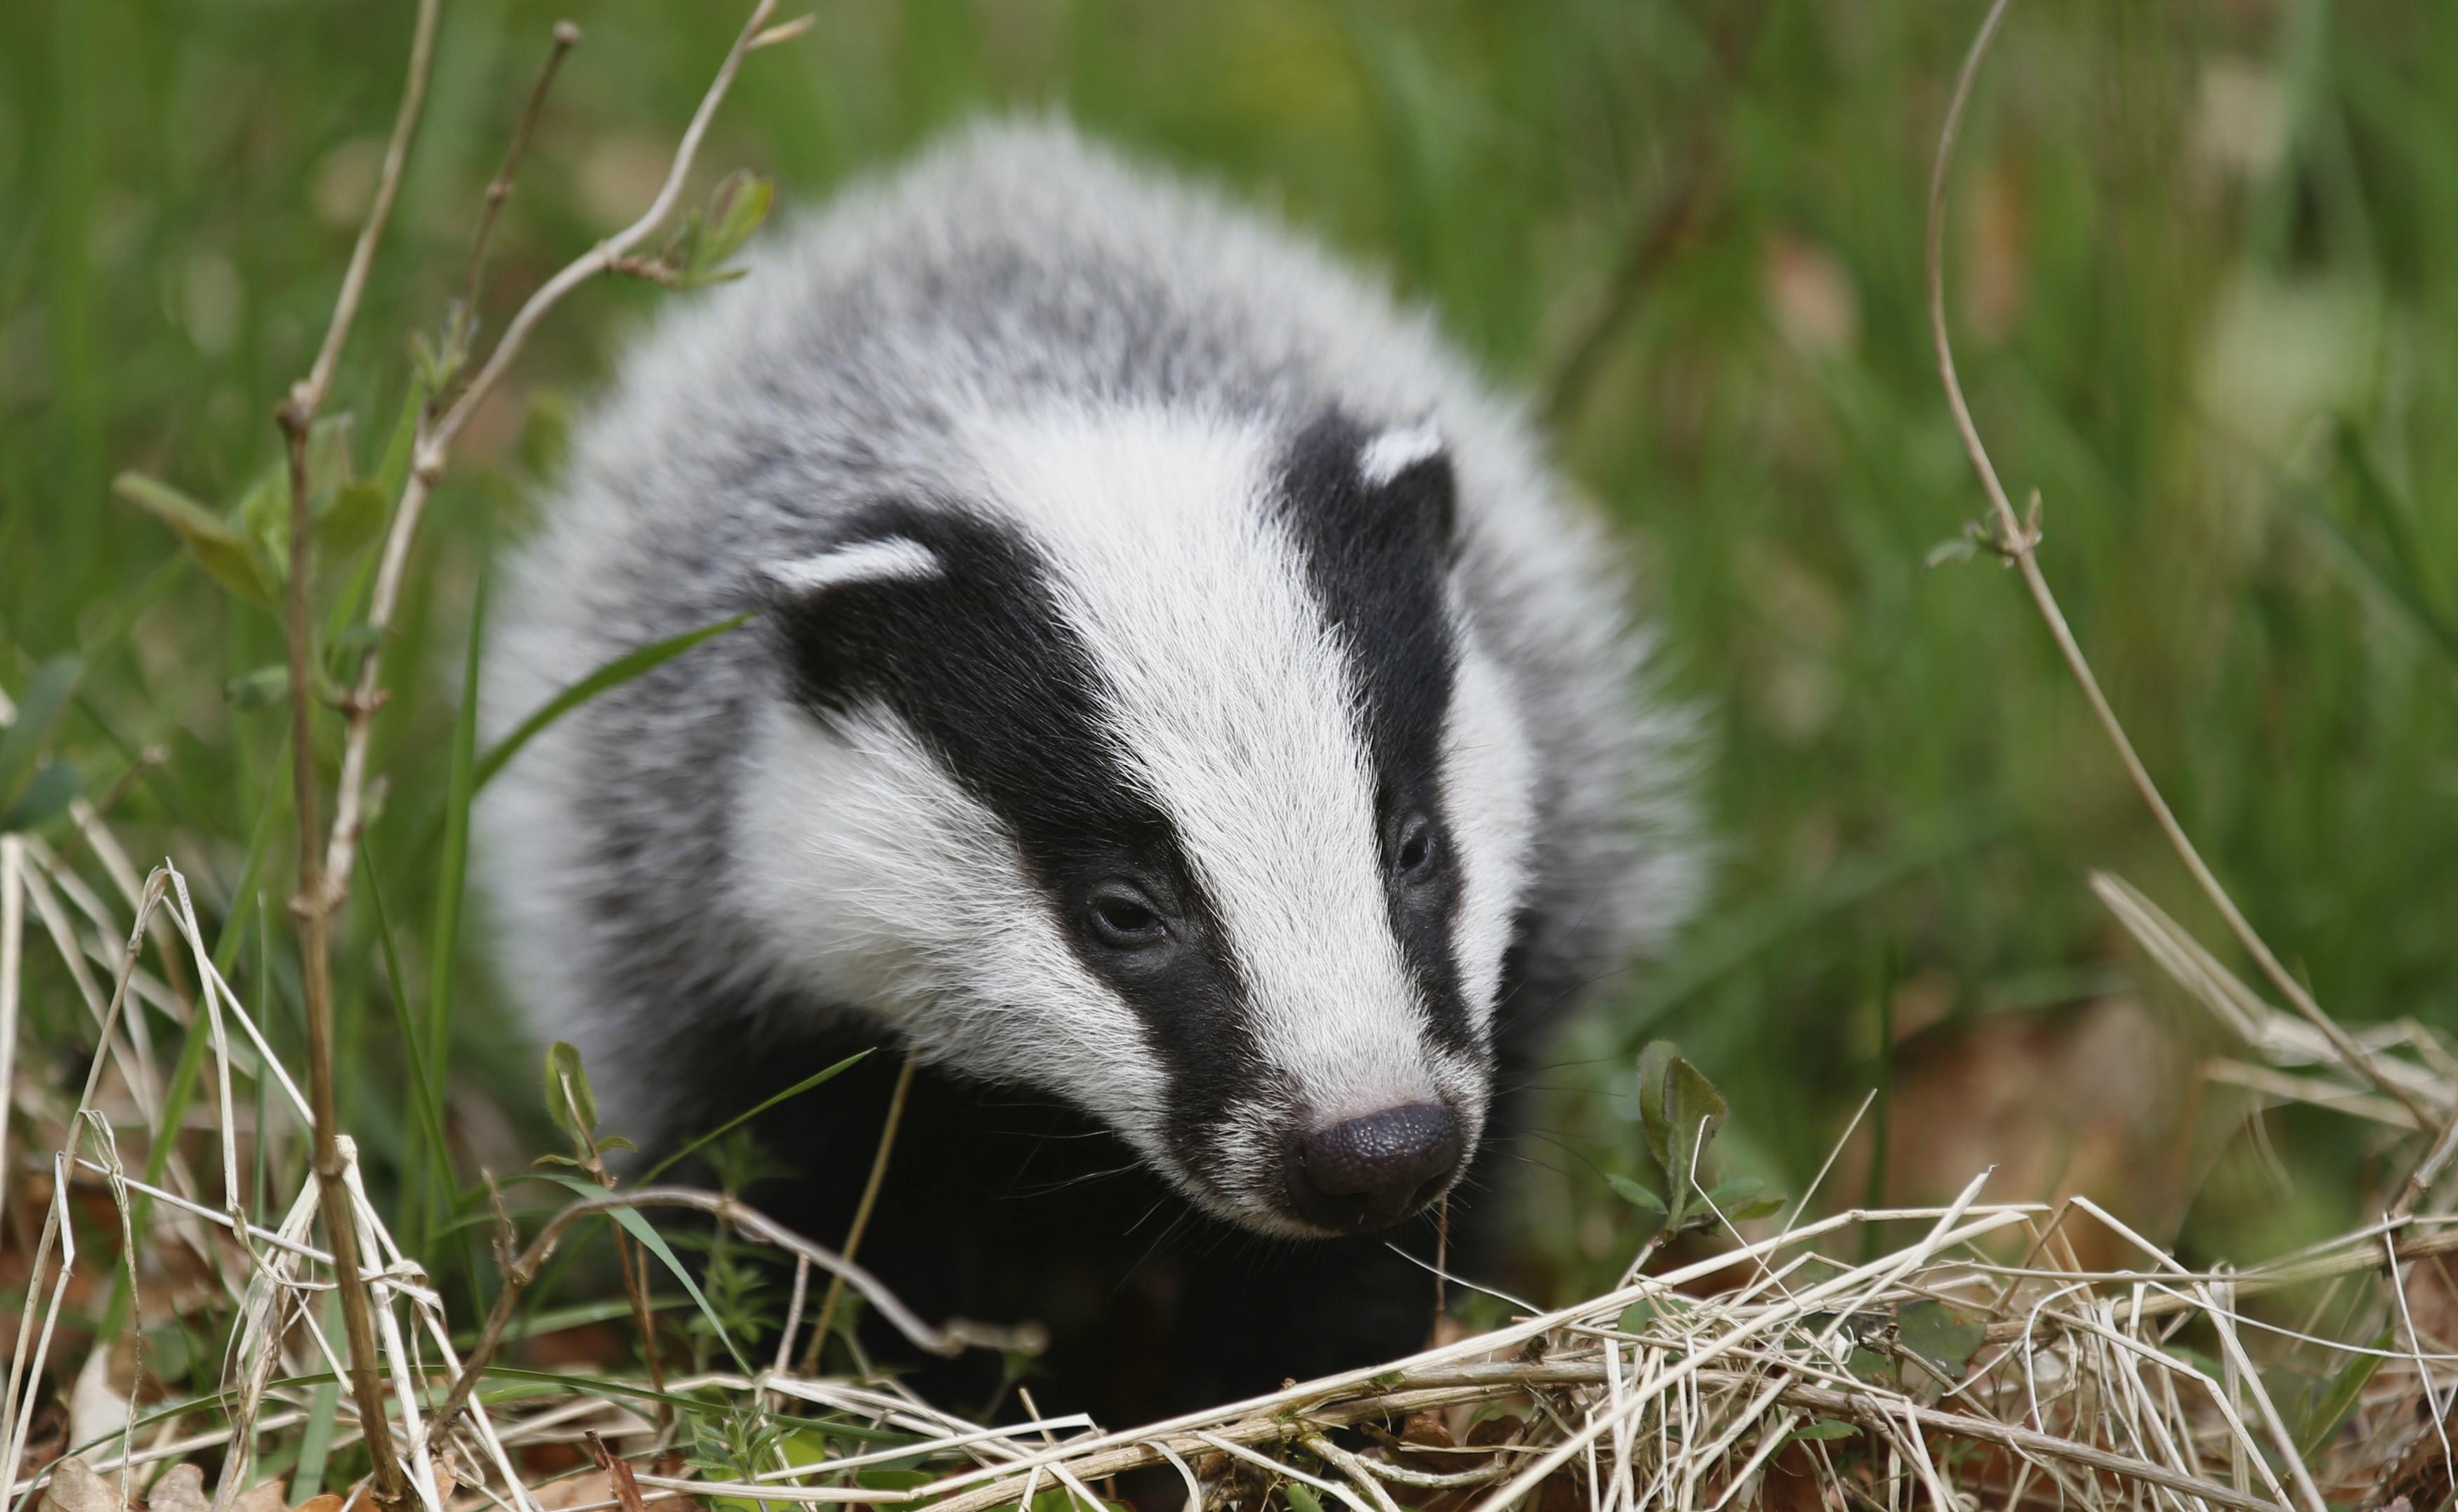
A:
[42, 1459, 124, 1512]
[230, 1480, 286, 1512]
[68, 1339, 140, 1456]
[292, 1496, 344, 1512]
[148, 1465, 208, 1512]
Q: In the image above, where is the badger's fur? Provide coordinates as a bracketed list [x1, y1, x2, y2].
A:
[477, 121, 1699, 1414]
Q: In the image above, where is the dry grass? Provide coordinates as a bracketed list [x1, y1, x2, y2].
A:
[3, 810, 2453, 1512]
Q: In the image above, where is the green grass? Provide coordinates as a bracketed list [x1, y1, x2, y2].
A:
[4, 0, 2455, 1370]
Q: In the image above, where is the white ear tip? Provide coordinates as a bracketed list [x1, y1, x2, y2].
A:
[1358, 419, 1446, 487]
[765, 537, 943, 594]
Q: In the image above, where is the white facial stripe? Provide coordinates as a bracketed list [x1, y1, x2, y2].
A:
[765, 537, 942, 594]
[730, 700, 1177, 1170]
[1358, 419, 1445, 487]
[1440, 615, 1538, 1025]
[964, 405, 1442, 1126]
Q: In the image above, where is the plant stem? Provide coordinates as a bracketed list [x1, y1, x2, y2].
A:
[802, 1051, 919, 1373]
[280, 411, 405, 1508]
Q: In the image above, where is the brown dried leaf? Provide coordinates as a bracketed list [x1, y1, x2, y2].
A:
[41, 1458, 124, 1512]
[228, 1480, 285, 1512]
[148, 1465, 208, 1512]
[292, 1495, 344, 1512]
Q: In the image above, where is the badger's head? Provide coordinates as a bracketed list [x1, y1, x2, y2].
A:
[733, 405, 1539, 1238]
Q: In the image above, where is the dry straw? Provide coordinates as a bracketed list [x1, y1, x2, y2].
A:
[6, 2, 2455, 1512]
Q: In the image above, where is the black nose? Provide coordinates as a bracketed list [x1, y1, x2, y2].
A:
[1286, 1103, 1463, 1232]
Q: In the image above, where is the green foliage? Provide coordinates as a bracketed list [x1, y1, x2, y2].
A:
[1615, 1042, 1783, 1240]
[6, 0, 2458, 1381]
[543, 1040, 600, 1146]
[1893, 1299, 1985, 1383]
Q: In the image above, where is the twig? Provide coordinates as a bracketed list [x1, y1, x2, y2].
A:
[583, 1435, 648, 1512]
[803, 1051, 920, 1372]
[1921, 0, 2434, 1131]
[289, 0, 441, 421]
[320, 0, 780, 900]
[449, 21, 583, 366]
[268, 1, 444, 1501]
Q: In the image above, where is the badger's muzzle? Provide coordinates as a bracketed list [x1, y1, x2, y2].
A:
[1282, 1102, 1463, 1232]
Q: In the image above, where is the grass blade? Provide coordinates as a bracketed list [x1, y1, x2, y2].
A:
[473, 611, 754, 792]
[638, 1049, 873, 1185]
[534, 1170, 751, 1374]
[425, 549, 491, 1232]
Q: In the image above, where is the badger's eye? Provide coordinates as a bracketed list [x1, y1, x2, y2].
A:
[1085, 887, 1169, 948]
[1394, 813, 1438, 879]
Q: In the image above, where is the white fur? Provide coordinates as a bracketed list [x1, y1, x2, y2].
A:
[732, 701, 1175, 1162]
[1358, 420, 1445, 487]
[1440, 612, 1538, 1025]
[765, 537, 942, 593]
[954, 404, 1490, 1229]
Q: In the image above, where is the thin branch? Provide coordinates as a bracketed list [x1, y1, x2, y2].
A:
[321, 0, 780, 898]
[291, 0, 442, 421]
[803, 1051, 919, 1372]
[270, 7, 445, 1501]
[1921, 0, 2433, 1131]
[449, 21, 583, 365]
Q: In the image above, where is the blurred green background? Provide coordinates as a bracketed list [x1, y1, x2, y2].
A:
[2, 0, 2453, 1312]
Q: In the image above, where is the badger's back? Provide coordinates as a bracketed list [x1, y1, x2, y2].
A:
[478, 119, 1696, 1155]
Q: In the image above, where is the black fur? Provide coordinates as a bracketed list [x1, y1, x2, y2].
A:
[764, 502, 1266, 1185]
[1275, 414, 1478, 1063]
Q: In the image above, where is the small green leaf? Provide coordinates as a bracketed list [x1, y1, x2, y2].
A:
[114, 472, 279, 607]
[224, 664, 293, 711]
[1895, 1299, 1985, 1380]
[1283, 1484, 1325, 1512]
[316, 481, 389, 562]
[1636, 1039, 1678, 1167]
[1608, 1174, 1665, 1213]
[544, 1041, 598, 1140]
[1, 760, 80, 831]
[237, 461, 292, 584]
[1662, 1053, 1728, 1229]
[688, 171, 773, 284]
[1921, 536, 1979, 571]
[2291, 1327, 2389, 1463]
[1704, 1176, 1785, 1221]
[1779, 1420, 1860, 1445]
[304, 412, 356, 496]
[1845, 1346, 1892, 1384]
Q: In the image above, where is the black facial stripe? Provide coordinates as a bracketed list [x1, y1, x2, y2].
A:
[764, 501, 1260, 1175]
[1275, 413, 1480, 1060]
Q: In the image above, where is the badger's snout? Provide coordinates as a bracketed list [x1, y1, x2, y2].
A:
[1281, 1101, 1464, 1232]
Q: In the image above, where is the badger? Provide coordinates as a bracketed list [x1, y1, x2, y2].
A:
[476, 120, 1700, 1416]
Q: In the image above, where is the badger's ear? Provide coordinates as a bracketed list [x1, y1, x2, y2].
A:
[1355, 416, 1458, 561]
[758, 536, 945, 600]
[1283, 411, 1460, 566]
[758, 534, 947, 714]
